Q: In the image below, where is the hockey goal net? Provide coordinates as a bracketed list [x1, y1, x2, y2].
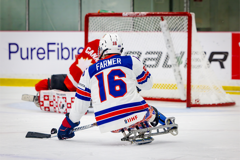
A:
[84, 12, 235, 107]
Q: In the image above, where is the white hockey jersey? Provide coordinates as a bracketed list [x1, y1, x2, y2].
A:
[69, 54, 153, 133]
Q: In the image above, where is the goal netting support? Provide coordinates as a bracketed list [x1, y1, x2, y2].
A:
[84, 12, 235, 107]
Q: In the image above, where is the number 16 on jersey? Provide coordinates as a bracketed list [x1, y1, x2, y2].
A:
[95, 69, 127, 102]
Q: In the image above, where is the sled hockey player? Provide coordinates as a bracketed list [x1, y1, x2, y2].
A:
[22, 39, 100, 113]
[57, 33, 178, 144]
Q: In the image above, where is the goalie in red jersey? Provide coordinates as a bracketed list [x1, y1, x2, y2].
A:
[35, 39, 100, 92]
[22, 39, 100, 114]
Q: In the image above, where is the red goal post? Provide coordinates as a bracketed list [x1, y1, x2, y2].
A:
[84, 12, 235, 107]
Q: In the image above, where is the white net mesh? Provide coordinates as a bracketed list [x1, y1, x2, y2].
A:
[86, 12, 234, 106]
[189, 14, 234, 105]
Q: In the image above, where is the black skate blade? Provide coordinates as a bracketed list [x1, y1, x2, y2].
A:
[25, 131, 51, 138]
[132, 137, 154, 145]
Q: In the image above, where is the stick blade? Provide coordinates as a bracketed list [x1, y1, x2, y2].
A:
[25, 131, 51, 138]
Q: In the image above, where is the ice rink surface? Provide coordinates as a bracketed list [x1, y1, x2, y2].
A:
[0, 86, 239, 160]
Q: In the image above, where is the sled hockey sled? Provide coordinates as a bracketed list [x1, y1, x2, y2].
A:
[121, 117, 178, 145]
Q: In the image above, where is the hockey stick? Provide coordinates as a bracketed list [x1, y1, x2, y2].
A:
[25, 122, 97, 139]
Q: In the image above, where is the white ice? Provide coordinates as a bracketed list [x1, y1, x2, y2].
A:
[0, 86, 239, 160]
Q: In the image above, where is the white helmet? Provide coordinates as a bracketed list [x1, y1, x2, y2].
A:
[98, 33, 124, 59]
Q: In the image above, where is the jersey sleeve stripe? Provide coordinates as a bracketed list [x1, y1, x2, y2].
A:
[76, 88, 91, 98]
[95, 104, 148, 121]
[84, 87, 91, 93]
[77, 86, 91, 93]
[137, 71, 151, 84]
[96, 107, 148, 126]
[136, 71, 145, 80]
[75, 92, 91, 101]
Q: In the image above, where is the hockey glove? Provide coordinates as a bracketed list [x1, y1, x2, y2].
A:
[57, 113, 80, 140]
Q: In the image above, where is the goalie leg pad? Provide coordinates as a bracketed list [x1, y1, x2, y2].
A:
[39, 90, 75, 113]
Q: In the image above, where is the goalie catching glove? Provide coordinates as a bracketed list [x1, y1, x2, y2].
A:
[58, 113, 80, 140]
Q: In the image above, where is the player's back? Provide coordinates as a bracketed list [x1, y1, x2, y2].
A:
[88, 54, 151, 132]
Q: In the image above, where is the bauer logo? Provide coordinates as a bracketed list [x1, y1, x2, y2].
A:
[124, 50, 229, 70]
[124, 115, 138, 124]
